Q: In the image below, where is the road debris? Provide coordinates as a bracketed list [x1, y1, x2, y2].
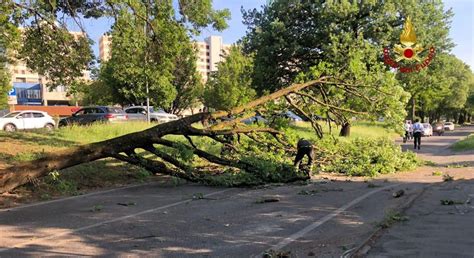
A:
[392, 190, 405, 198]
[262, 249, 291, 258]
[443, 174, 454, 182]
[440, 199, 464, 205]
[117, 202, 136, 206]
[256, 197, 280, 203]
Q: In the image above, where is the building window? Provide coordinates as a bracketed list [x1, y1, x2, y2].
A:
[206, 45, 210, 49]
[16, 77, 26, 83]
[52, 85, 67, 92]
[21, 70, 26, 74]
[17, 88, 41, 99]
[207, 65, 210, 70]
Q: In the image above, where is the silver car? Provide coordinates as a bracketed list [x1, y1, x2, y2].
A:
[422, 123, 433, 136]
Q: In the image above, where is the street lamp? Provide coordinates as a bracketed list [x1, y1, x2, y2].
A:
[144, 1, 150, 124]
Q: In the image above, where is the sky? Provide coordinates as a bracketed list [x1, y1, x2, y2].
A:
[80, 0, 473, 69]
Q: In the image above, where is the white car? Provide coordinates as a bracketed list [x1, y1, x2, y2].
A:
[0, 111, 55, 132]
[444, 122, 455, 131]
[422, 123, 433, 136]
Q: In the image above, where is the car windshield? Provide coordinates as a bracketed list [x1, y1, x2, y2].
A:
[423, 124, 430, 128]
[107, 107, 124, 113]
[445, 122, 453, 125]
[3, 112, 21, 118]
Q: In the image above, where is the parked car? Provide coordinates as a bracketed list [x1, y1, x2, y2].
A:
[432, 122, 445, 136]
[444, 122, 455, 131]
[58, 106, 127, 127]
[270, 111, 303, 123]
[422, 123, 433, 136]
[0, 110, 55, 132]
[242, 115, 268, 125]
[124, 106, 178, 123]
[281, 111, 303, 122]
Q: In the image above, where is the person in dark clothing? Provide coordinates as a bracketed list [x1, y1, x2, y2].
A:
[294, 138, 315, 176]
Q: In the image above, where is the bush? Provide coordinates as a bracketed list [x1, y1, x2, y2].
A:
[319, 137, 419, 176]
[200, 132, 418, 186]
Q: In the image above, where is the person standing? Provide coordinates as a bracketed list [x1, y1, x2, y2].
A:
[403, 120, 412, 142]
[412, 119, 423, 150]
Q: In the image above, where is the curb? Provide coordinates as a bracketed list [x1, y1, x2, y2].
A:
[347, 183, 432, 257]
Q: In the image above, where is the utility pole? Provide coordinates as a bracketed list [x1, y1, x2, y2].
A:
[144, 1, 150, 124]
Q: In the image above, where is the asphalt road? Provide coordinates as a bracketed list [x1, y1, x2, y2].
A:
[0, 127, 473, 257]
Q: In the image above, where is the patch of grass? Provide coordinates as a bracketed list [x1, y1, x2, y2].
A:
[451, 134, 474, 152]
[11, 151, 47, 162]
[55, 122, 153, 144]
[432, 171, 443, 176]
[424, 160, 437, 166]
[287, 121, 398, 142]
[378, 211, 409, 228]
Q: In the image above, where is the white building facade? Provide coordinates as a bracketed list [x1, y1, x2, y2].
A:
[99, 34, 231, 82]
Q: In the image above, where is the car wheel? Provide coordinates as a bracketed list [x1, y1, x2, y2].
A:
[44, 123, 55, 131]
[4, 123, 16, 132]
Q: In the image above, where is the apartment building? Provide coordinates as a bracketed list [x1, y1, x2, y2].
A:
[98, 34, 231, 82]
[195, 36, 231, 81]
[8, 30, 90, 106]
[99, 34, 112, 62]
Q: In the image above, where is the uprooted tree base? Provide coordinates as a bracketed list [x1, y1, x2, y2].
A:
[0, 78, 360, 193]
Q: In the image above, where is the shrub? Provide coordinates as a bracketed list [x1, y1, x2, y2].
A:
[320, 137, 419, 176]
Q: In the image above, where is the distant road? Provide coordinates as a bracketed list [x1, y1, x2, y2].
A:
[399, 125, 474, 166]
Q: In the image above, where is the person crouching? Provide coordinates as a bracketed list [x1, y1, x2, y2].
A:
[294, 138, 315, 178]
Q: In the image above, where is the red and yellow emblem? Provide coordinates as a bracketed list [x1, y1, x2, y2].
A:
[383, 16, 435, 73]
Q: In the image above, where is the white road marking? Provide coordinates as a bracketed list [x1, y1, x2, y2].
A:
[0, 182, 157, 212]
[265, 184, 400, 252]
[0, 188, 232, 253]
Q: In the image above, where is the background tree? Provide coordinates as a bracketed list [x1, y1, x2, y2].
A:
[167, 40, 204, 115]
[204, 46, 255, 111]
[0, 2, 19, 108]
[242, 0, 436, 135]
[4, 0, 230, 105]
[399, 54, 474, 123]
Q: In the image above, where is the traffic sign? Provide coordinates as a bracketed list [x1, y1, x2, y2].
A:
[7, 87, 17, 105]
[8, 88, 16, 97]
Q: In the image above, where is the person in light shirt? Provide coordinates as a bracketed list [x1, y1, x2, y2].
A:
[403, 120, 413, 142]
[412, 119, 424, 150]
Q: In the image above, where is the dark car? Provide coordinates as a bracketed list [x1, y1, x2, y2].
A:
[58, 106, 128, 127]
[432, 122, 445, 136]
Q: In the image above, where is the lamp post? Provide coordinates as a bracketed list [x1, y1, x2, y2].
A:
[144, 1, 150, 124]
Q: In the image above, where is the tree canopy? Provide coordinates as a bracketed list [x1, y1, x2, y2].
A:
[2, 0, 230, 110]
[204, 46, 255, 111]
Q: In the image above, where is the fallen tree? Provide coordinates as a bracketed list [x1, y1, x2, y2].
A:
[1, 78, 342, 193]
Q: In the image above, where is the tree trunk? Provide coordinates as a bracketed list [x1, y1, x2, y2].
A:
[411, 96, 416, 121]
[458, 111, 465, 125]
[339, 122, 351, 137]
[0, 78, 337, 193]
